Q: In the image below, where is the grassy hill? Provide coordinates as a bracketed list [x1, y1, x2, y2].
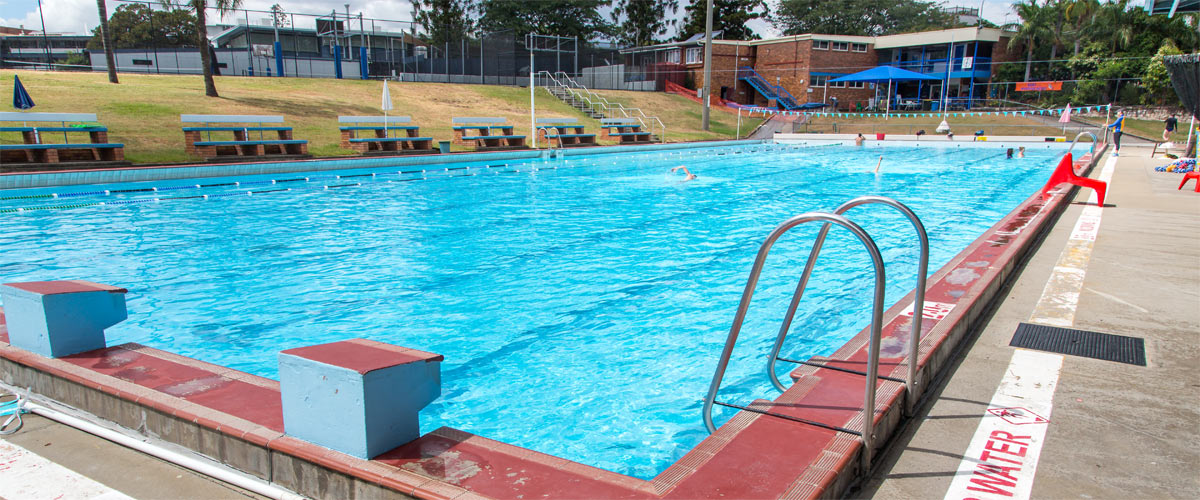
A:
[3, 70, 762, 164]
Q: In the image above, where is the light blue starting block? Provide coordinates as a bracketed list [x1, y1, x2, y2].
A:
[0, 280, 127, 358]
[278, 339, 443, 459]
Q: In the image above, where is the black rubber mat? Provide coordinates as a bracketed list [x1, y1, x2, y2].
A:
[1010, 323, 1146, 366]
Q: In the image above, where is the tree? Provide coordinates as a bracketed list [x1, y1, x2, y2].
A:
[612, 0, 678, 46]
[1142, 40, 1183, 105]
[771, 0, 956, 37]
[476, 0, 611, 40]
[677, 0, 765, 41]
[88, 4, 198, 50]
[96, 0, 118, 83]
[413, 0, 474, 47]
[1007, 0, 1052, 82]
[192, 0, 242, 98]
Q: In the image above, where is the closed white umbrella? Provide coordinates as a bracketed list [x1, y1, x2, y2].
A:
[382, 79, 394, 136]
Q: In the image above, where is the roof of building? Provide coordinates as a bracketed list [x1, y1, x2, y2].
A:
[623, 26, 1008, 54]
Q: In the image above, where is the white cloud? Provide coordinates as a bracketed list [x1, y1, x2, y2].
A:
[0, 0, 100, 34]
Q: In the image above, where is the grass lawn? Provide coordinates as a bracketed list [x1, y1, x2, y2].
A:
[1, 70, 762, 164]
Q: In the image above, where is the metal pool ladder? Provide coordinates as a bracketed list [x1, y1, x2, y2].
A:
[701, 196, 929, 471]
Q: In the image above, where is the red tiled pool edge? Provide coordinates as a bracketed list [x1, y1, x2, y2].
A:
[0, 144, 1106, 500]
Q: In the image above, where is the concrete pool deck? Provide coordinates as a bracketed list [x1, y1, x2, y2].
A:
[861, 146, 1200, 499]
[1, 142, 1196, 499]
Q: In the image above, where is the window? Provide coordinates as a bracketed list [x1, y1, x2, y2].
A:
[812, 40, 829, 50]
[848, 81, 866, 89]
[832, 41, 849, 51]
[664, 49, 680, 64]
[809, 75, 828, 87]
[852, 43, 868, 52]
[829, 81, 846, 88]
[132, 59, 153, 66]
[685, 47, 702, 64]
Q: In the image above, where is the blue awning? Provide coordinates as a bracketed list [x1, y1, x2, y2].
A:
[828, 66, 941, 83]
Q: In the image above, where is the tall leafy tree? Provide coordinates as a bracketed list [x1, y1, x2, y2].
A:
[96, 0, 118, 83]
[771, 0, 957, 37]
[1007, 0, 1052, 82]
[612, 0, 678, 46]
[192, 0, 242, 98]
[88, 4, 198, 50]
[677, 0, 766, 41]
[413, 0, 475, 47]
[476, 0, 612, 40]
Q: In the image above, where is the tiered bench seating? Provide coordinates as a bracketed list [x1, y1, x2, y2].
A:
[181, 114, 308, 160]
[338, 116, 436, 155]
[599, 118, 656, 144]
[451, 117, 527, 151]
[0, 112, 126, 166]
[535, 118, 597, 148]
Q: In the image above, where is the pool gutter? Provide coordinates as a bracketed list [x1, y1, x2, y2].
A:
[0, 142, 1107, 499]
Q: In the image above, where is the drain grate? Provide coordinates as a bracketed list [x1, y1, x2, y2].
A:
[1010, 323, 1146, 366]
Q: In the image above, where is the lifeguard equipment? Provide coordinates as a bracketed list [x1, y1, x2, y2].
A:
[1041, 152, 1107, 206]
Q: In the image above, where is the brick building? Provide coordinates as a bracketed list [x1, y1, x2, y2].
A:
[624, 27, 1014, 112]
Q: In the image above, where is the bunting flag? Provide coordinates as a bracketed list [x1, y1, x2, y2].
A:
[745, 104, 1100, 119]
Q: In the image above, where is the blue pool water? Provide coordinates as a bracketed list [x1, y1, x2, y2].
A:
[0, 143, 1065, 478]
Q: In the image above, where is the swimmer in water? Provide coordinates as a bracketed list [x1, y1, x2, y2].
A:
[671, 166, 697, 181]
[855, 133, 865, 146]
[1018, 146, 1026, 158]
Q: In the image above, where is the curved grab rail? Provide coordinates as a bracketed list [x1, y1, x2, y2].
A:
[1066, 131, 1098, 157]
[702, 212, 887, 469]
[764, 197, 928, 417]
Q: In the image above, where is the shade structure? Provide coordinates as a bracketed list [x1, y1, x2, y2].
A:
[828, 66, 942, 84]
[829, 66, 940, 119]
[12, 75, 34, 110]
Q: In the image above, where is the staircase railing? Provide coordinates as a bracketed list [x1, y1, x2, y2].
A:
[539, 71, 666, 141]
[737, 67, 801, 111]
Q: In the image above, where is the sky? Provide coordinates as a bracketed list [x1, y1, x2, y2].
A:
[0, 0, 1023, 37]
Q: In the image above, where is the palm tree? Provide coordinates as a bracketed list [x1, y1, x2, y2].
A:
[192, 0, 242, 97]
[96, 0, 118, 83]
[1064, 0, 1099, 57]
[1008, 0, 1052, 82]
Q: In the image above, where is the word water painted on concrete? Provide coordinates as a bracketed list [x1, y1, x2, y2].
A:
[944, 349, 1063, 500]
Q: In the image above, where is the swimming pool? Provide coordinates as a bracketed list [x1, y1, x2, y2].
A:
[0, 142, 1066, 479]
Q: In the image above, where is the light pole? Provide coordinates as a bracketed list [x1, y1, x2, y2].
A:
[700, 0, 714, 131]
[36, 0, 51, 69]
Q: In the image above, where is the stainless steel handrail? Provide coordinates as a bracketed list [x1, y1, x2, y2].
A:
[764, 197, 928, 417]
[702, 212, 887, 470]
[1066, 130, 1099, 157]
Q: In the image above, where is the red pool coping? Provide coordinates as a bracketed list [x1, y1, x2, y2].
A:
[0, 146, 1105, 500]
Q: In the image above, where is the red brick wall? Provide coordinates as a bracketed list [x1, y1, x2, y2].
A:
[806, 41, 878, 110]
[689, 44, 757, 105]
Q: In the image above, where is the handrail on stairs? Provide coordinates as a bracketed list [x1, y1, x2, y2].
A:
[539, 71, 667, 141]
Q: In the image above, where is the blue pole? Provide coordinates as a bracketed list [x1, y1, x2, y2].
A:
[275, 41, 285, 77]
[334, 46, 343, 79]
[359, 46, 368, 80]
[968, 42, 979, 109]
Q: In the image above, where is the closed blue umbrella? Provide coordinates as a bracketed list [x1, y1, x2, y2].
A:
[12, 75, 35, 110]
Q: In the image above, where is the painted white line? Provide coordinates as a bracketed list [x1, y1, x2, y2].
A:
[1028, 154, 1117, 326]
[944, 350, 1063, 500]
[0, 439, 135, 499]
[945, 153, 1117, 500]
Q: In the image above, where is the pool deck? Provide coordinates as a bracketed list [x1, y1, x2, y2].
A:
[861, 145, 1200, 498]
[1, 142, 1197, 499]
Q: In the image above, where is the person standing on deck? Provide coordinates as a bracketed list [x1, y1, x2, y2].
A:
[1164, 114, 1178, 142]
[1107, 110, 1125, 157]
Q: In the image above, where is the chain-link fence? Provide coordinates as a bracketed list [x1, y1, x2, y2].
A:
[0, 1, 661, 91]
